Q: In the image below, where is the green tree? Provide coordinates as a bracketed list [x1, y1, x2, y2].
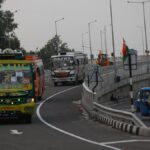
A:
[38, 35, 74, 69]
[0, 0, 20, 49]
[0, 0, 4, 8]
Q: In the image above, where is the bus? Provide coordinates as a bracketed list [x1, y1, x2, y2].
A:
[0, 48, 35, 123]
[25, 55, 45, 101]
[50, 52, 88, 86]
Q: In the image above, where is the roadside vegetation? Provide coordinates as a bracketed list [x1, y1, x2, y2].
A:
[38, 35, 75, 69]
[0, 0, 75, 69]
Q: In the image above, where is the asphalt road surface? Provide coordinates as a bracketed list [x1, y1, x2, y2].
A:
[0, 78, 150, 150]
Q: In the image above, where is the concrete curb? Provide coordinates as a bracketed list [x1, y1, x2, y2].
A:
[88, 110, 150, 137]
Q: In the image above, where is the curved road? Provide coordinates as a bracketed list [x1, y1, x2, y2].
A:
[0, 81, 150, 150]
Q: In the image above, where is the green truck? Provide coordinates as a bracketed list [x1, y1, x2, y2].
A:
[0, 49, 36, 123]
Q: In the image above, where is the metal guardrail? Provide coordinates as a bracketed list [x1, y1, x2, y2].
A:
[82, 82, 146, 128]
[82, 59, 150, 135]
[84, 60, 150, 94]
[93, 102, 146, 127]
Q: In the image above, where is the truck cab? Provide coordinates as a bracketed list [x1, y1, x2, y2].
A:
[0, 49, 36, 123]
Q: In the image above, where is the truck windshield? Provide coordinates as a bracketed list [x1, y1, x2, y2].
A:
[52, 56, 74, 69]
[0, 64, 33, 92]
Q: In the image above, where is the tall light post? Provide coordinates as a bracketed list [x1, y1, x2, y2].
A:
[104, 24, 111, 56]
[88, 20, 97, 63]
[8, 10, 18, 48]
[100, 30, 103, 52]
[109, 0, 117, 78]
[55, 17, 64, 36]
[127, 0, 150, 71]
[82, 32, 88, 53]
[137, 26, 145, 55]
[55, 17, 64, 54]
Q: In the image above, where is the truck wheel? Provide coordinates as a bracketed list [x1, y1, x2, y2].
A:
[24, 115, 32, 124]
[73, 78, 78, 85]
[135, 106, 140, 112]
[54, 82, 57, 86]
[37, 96, 42, 101]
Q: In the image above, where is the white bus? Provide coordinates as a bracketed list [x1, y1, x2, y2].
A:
[50, 52, 88, 86]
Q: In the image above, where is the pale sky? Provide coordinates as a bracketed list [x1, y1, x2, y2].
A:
[3, 0, 150, 57]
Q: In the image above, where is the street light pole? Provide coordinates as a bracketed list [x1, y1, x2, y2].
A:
[127, 0, 150, 71]
[54, 18, 64, 54]
[104, 26, 107, 55]
[109, 0, 117, 78]
[104, 24, 111, 56]
[137, 26, 145, 55]
[100, 30, 103, 52]
[82, 32, 88, 53]
[88, 20, 97, 64]
[55, 17, 64, 36]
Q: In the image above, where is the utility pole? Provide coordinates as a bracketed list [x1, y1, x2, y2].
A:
[88, 20, 97, 64]
[137, 26, 145, 55]
[55, 18, 64, 36]
[127, 0, 150, 72]
[54, 18, 64, 54]
[109, 0, 117, 79]
[82, 32, 88, 53]
[104, 24, 111, 56]
[128, 53, 134, 112]
[123, 47, 137, 112]
[100, 30, 103, 52]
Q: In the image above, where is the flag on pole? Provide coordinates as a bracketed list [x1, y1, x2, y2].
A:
[122, 39, 129, 62]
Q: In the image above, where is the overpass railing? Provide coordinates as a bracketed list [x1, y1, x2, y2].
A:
[82, 60, 150, 127]
[93, 101, 146, 127]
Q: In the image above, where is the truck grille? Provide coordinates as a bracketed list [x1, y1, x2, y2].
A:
[0, 98, 25, 105]
[55, 72, 69, 77]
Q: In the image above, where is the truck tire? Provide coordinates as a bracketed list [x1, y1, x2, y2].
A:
[24, 114, 32, 124]
[54, 82, 57, 86]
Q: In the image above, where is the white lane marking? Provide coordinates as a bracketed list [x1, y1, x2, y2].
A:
[10, 129, 23, 135]
[101, 139, 150, 150]
[101, 139, 150, 145]
[36, 86, 149, 150]
[36, 86, 113, 149]
[101, 144, 121, 150]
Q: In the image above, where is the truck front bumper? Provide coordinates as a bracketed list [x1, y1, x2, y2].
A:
[52, 77, 76, 82]
[0, 103, 35, 119]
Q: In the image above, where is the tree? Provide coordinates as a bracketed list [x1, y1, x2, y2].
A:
[38, 35, 74, 69]
[0, 0, 5, 8]
[0, 0, 20, 49]
[9, 34, 20, 50]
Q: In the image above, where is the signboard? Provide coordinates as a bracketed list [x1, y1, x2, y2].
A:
[123, 49, 137, 70]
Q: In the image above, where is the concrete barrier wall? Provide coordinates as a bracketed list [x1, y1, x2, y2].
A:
[98, 73, 150, 105]
[82, 63, 150, 136]
[82, 72, 150, 110]
[84, 63, 150, 105]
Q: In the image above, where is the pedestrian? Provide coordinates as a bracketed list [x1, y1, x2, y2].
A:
[110, 93, 118, 103]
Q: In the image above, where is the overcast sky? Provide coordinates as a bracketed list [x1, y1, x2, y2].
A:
[3, 0, 150, 57]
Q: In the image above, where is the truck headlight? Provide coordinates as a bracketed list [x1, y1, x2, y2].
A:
[70, 70, 75, 74]
[27, 98, 35, 103]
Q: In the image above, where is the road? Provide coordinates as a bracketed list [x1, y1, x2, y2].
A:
[0, 76, 150, 149]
